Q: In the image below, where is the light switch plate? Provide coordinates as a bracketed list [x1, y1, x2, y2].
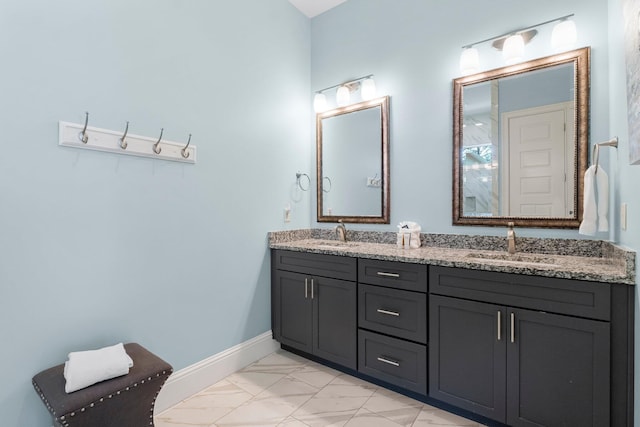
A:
[621, 203, 628, 230]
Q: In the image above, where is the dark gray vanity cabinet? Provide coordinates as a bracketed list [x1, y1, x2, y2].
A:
[357, 259, 428, 394]
[272, 250, 357, 369]
[429, 266, 619, 427]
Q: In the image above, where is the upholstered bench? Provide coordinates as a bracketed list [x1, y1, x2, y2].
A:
[32, 343, 172, 427]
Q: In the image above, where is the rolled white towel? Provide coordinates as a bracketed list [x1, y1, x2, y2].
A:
[596, 167, 609, 232]
[64, 343, 134, 393]
[579, 165, 597, 235]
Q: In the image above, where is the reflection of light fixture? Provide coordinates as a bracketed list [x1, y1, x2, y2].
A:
[313, 74, 376, 112]
[459, 14, 576, 74]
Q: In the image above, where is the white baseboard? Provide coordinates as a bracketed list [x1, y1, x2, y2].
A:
[154, 331, 279, 414]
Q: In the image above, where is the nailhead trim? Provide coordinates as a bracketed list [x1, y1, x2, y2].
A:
[34, 367, 173, 427]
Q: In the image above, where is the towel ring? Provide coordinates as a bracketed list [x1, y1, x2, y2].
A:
[296, 172, 310, 191]
[323, 176, 332, 193]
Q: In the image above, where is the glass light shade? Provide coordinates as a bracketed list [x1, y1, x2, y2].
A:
[361, 78, 377, 100]
[459, 47, 479, 75]
[313, 93, 327, 113]
[551, 19, 577, 51]
[336, 85, 350, 106]
[502, 34, 525, 65]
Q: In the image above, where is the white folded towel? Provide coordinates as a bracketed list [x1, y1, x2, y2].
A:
[597, 167, 609, 232]
[64, 343, 134, 393]
[579, 165, 609, 235]
[579, 165, 597, 235]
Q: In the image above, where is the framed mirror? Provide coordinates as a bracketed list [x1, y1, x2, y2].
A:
[453, 47, 590, 228]
[317, 96, 390, 223]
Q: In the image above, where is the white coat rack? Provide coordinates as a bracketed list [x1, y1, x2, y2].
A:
[59, 113, 196, 164]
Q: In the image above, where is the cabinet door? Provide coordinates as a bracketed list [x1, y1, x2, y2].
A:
[274, 270, 313, 354]
[507, 308, 610, 427]
[313, 276, 357, 370]
[429, 295, 507, 422]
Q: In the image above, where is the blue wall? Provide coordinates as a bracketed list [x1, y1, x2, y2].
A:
[0, 1, 310, 425]
[3, 0, 640, 425]
[311, 0, 640, 421]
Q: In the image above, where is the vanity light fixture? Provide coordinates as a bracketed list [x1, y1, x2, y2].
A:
[313, 74, 376, 112]
[336, 85, 351, 106]
[551, 18, 577, 51]
[459, 14, 577, 74]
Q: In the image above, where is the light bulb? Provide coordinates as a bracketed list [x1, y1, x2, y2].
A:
[313, 93, 327, 113]
[459, 47, 479, 75]
[503, 34, 525, 65]
[336, 85, 350, 106]
[361, 78, 377, 100]
[551, 19, 577, 51]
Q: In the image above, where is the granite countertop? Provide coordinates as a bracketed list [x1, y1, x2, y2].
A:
[269, 230, 636, 285]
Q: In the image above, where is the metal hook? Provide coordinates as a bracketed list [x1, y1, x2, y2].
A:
[181, 134, 192, 159]
[153, 128, 164, 154]
[119, 121, 129, 150]
[79, 112, 89, 144]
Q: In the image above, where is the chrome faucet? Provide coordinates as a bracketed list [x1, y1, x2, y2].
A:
[335, 220, 347, 242]
[507, 222, 516, 254]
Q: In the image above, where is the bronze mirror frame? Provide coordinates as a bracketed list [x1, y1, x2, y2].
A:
[452, 47, 590, 228]
[316, 96, 390, 224]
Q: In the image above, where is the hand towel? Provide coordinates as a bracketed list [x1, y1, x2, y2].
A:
[64, 343, 134, 393]
[596, 167, 609, 232]
[579, 165, 597, 235]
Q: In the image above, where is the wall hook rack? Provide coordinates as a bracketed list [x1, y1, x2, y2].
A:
[59, 115, 197, 164]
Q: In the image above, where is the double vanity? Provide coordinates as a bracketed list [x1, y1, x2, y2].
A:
[269, 230, 635, 427]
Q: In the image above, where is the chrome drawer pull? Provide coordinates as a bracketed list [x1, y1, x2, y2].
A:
[377, 272, 400, 278]
[497, 311, 501, 341]
[311, 278, 314, 299]
[377, 309, 400, 317]
[304, 278, 308, 299]
[377, 357, 400, 367]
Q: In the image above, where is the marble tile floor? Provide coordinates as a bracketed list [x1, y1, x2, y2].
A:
[155, 349, 487, 427]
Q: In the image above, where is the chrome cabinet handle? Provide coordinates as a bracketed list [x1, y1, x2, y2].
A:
[377, 272, 400, 278]
[510, 312, 515, 343]
[311, 278, 314, 299]
[377, 309, 400, 317]
[377, 357, 400, 367]
[497, 311, 502, 341]
[304, 278, 308, 299]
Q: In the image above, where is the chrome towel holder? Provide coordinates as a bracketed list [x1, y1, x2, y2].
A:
[593, 137, 618, 174]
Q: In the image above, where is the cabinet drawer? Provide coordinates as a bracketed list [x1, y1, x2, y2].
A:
[358, 330, 427, 395]
[430, 266, 610, 321]
[359, 284, 427, 344]
[359, 259, 427, 292]
[273, 249, 357, 281]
